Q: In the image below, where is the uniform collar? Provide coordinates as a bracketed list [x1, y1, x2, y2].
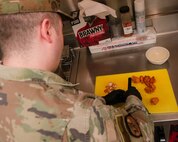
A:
[0, 65, 79, 87]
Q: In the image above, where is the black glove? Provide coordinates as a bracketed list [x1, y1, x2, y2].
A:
[125, 86, 142, 100]
[103, 89, 126, 105]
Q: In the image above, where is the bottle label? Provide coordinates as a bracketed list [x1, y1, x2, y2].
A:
[135, 11, 146, 33]
[123, 23, 133, 35]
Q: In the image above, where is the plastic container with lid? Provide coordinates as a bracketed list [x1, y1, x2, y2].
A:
[119, 6, 133, 37]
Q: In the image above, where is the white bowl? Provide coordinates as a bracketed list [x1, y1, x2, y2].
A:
[145, 46, 170, 65]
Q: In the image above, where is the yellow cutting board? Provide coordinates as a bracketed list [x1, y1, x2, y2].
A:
[95, 69, 178, 114]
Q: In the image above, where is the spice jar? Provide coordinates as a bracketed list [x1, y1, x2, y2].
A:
[120, 6, 133, 37]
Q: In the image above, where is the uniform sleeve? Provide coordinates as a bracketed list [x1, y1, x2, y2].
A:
[64, 90, 154, 142]
[64, 94, 121, 142]
[124, 95, 155, 141]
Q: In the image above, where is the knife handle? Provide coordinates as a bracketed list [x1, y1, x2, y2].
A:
[128, 77, 132, 90]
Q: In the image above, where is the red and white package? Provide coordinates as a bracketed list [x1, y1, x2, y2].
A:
[71, 11, 111, 47]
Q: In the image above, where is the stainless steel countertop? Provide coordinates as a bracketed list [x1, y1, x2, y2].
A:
[70, 32, 178, 123]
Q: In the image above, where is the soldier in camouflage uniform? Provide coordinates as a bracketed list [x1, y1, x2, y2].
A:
[0, 0, 154, 141]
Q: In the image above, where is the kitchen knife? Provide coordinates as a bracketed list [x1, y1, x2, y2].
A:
[128, 77, 132, 90]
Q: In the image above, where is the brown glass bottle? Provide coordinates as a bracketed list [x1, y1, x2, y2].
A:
[120, 6, 133, 37]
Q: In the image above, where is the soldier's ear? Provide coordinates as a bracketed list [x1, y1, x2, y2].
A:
[40, 18, 53, 43]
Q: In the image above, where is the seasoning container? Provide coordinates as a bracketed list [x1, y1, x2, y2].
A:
[108, 18, 123, 38]
[119, 6, 133, 37]
[134, 0, 146, 34]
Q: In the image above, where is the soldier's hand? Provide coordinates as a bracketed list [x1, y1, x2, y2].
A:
[103, 89, 126, 105]
[125, 86, 142, 100]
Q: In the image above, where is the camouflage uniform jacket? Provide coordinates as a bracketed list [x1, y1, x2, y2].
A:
[0, 65, 154, 142]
